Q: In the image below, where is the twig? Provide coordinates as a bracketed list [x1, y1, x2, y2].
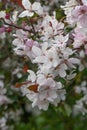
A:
[3, 19, 33, 33]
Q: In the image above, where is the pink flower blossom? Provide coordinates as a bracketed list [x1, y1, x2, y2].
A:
[72, 5, 87, 27]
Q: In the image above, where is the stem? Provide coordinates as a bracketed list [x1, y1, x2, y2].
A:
[3, 19, 33, 33]
[31, 24, 36, 35]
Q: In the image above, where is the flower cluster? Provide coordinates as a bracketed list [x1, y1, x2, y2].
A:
[0, 0, 87, 112]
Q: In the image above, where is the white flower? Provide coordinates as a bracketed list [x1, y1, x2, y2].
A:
[40, 14, 64, 40]
[21, 71, 65, 110]
[0, 11, 6, 18]
[32, 45, 60, 69]
[71, 5, 87, 27]
[61, 0, 78, 24]
[53, 34, 69, 48]
[19, 0, 43, 17]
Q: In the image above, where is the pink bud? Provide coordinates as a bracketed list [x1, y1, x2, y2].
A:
[5, 14, 10, 19]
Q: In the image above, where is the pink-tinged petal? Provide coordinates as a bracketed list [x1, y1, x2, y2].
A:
[68, 58, 80, 64]
[79, 15, 87, 27]
[22, 0, 31, 10]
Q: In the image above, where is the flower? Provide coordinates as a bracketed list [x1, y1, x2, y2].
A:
[21, 71, 65, 110]
[61, 0, 78, 24]
[19, 0, 43, 18]
[73, 27, 87, 48]
[72, 5, 87, 27]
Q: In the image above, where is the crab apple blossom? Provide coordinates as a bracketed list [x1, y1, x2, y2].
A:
[0, 0, 87, 113]
[61, 0, 78, 24]
[19, 0, 43, 18]
[73, 27, 87, 48]
[21, 70, 66, 110]
[71, 5, 87, 27]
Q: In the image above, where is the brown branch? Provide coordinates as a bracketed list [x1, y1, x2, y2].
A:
[3, 19, 33, 33]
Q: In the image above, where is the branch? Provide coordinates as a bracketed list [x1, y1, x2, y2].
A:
[3, 19, 33, 33]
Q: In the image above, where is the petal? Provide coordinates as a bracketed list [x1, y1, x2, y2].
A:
[27, 70, 36, 82]
[33, 56, 46, 63]
[42, 42, 48, 53]
[32, 46, 42, 56]
[58, 65, 66, 77]
[68, 58, 80, 64]
[32, 2, 43, 15]
[32, 2, 41, 11]
[19, 10, 34, 17]
[22, 0, 31, 10]
[13, 39, 22, 46]
[0, 11, 6, 18]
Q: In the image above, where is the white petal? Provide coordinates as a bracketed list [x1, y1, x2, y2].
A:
[48, 91, 57, 100]
[0, 11, 6, 18]
[56, 82, 62, 89]
[32, 46, 42, 56]
[19, 10, 34, 17]
[22, 0, 31, 10]
[32, 2, 43, 15]
[33, 56, 46, 63]
[42, 42, 48, 53]
[67, 73, 76, 80]
[27, 70, 36, 82]
[58, 66, 66, 77]
[13, 39, 22, 46]
[32, 2, 41, 11]
[68, 58, 80, 64]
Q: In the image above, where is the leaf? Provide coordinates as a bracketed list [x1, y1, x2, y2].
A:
[15, 81, 29, 88]
[28, 84, 38, 92]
